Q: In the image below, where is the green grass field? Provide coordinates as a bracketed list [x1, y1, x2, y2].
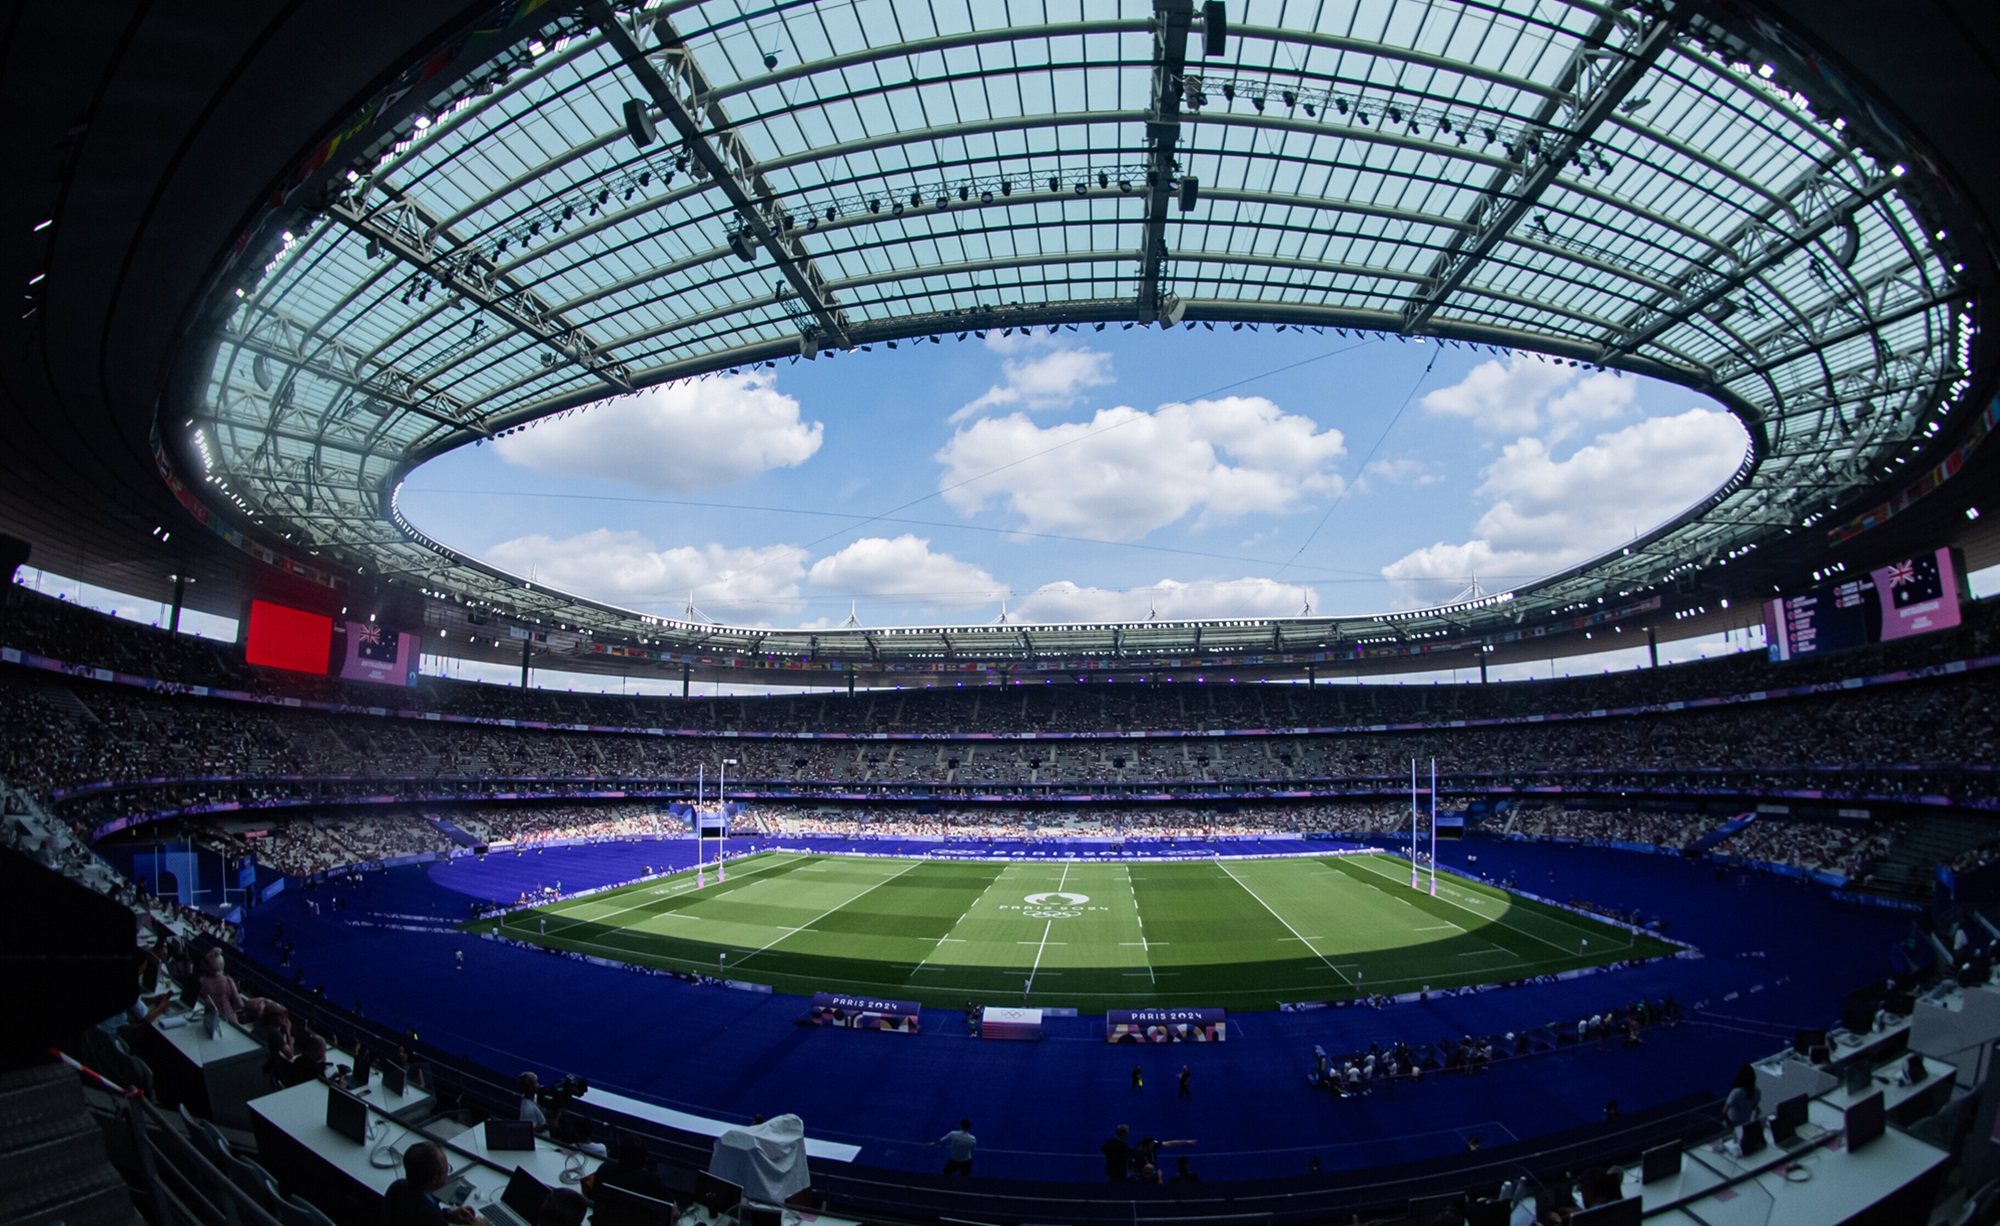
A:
[465, 851, 1674, 1012]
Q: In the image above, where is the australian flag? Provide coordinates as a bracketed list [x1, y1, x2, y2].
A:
[1882, 554, 1943, 608]
[354, 622, 401, 663]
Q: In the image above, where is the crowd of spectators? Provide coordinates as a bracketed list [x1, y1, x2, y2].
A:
[1715, 816, 1901, 879]
[1307, 994, 1682, 1098]
[6, 580, 1997, 736]
[1513, 807, 1717, 849]
[6, 661, 1995, 822]
[451, 802, 683, 846]
[195, 811, 456, 878]
[2, 583, 1991, 895]
[744, 801, 1411, 840]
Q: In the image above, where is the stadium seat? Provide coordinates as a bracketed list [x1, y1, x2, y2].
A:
[280, 1192, 338, 1226]
[226, 1152, 282, 1212]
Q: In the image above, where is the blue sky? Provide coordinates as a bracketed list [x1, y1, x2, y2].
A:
[397, 325, 1748, 629]
[20, 323, 1995, 695]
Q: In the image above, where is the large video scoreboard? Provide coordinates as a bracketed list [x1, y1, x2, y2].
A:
[241, 599, 421, 685]
[1764, 547, 1969, 662]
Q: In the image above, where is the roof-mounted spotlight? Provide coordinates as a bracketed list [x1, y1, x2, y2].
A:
[728, 229, 755, 262]
[1196, 1, 1228, 57]
[1832, 213, 1862, 268]
[1159, 295, 1187, 327]
[622, 99, 656, 149]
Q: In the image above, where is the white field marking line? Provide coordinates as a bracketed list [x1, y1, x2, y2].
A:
[1428, 877, 1609, 948]
[547, 919, 1451, 999]
[1415, 924, 1462, 932]
[1123, 864, 1154, 983]
[1025, 921, 1056, 993]
[1340, 855, 1585, 960]
[1457, 947, 1515, 957]
[541, 852, 803, 937]
[914, 861, 1030, 971]
[731, 858, 922, 968]
[1020, 861, 1071, 995]
[563, 922, 1515, 1000]
[1214, 859, 1352, 987]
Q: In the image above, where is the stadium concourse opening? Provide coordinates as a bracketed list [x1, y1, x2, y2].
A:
[9, 0, 2000, 1220]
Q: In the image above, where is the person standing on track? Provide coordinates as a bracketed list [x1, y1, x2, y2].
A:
[1130, 1064, 1144, 1094]
[1101, 1125, 1132, 1182]
[929, 1119, 976, 1175]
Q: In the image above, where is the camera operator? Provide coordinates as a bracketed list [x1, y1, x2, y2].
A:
[518, 1072, 550, 1134]
[522, 1071, 602, 1152]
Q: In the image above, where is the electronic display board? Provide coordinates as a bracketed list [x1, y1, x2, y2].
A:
[1765, 547, 1967, 661]
[243, 600, 335, 675]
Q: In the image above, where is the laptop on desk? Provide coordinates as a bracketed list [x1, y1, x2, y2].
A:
[693, 1171, 743, 1222]
[485, 1118, 536, 1152]
[483, 1166, 551, 1226]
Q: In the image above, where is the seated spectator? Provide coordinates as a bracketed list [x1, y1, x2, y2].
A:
[536, 1189, 587, 1226]
[197, 950, 256, 1024]
[384, 1140, 488, 1226]
[583, 1137, 675, 1225]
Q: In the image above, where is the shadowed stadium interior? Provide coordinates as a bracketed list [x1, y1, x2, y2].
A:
[6, 1, 2000, 1225]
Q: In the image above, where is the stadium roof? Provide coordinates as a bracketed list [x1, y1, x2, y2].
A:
[8, 0, 2000, 683]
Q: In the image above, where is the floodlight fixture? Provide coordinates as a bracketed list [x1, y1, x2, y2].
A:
[1198, 1, 1228, 57]
[622, 99, 656, 149]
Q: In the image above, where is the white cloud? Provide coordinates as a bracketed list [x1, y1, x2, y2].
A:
[951, 345, 1114, 423]
[806, 535, 1004, 610]
[484, 529, 806, 620]
[1420, 354, 1587, 433]
[1014, 577, 1318, 623]
[492, 371, 822, 492]
[1382, 408, 1748, 606]
[936, 396, 1346, 541]
[1356, 457, 1442, 492]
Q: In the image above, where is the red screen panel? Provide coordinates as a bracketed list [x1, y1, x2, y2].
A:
[243, 600, 333, 675]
